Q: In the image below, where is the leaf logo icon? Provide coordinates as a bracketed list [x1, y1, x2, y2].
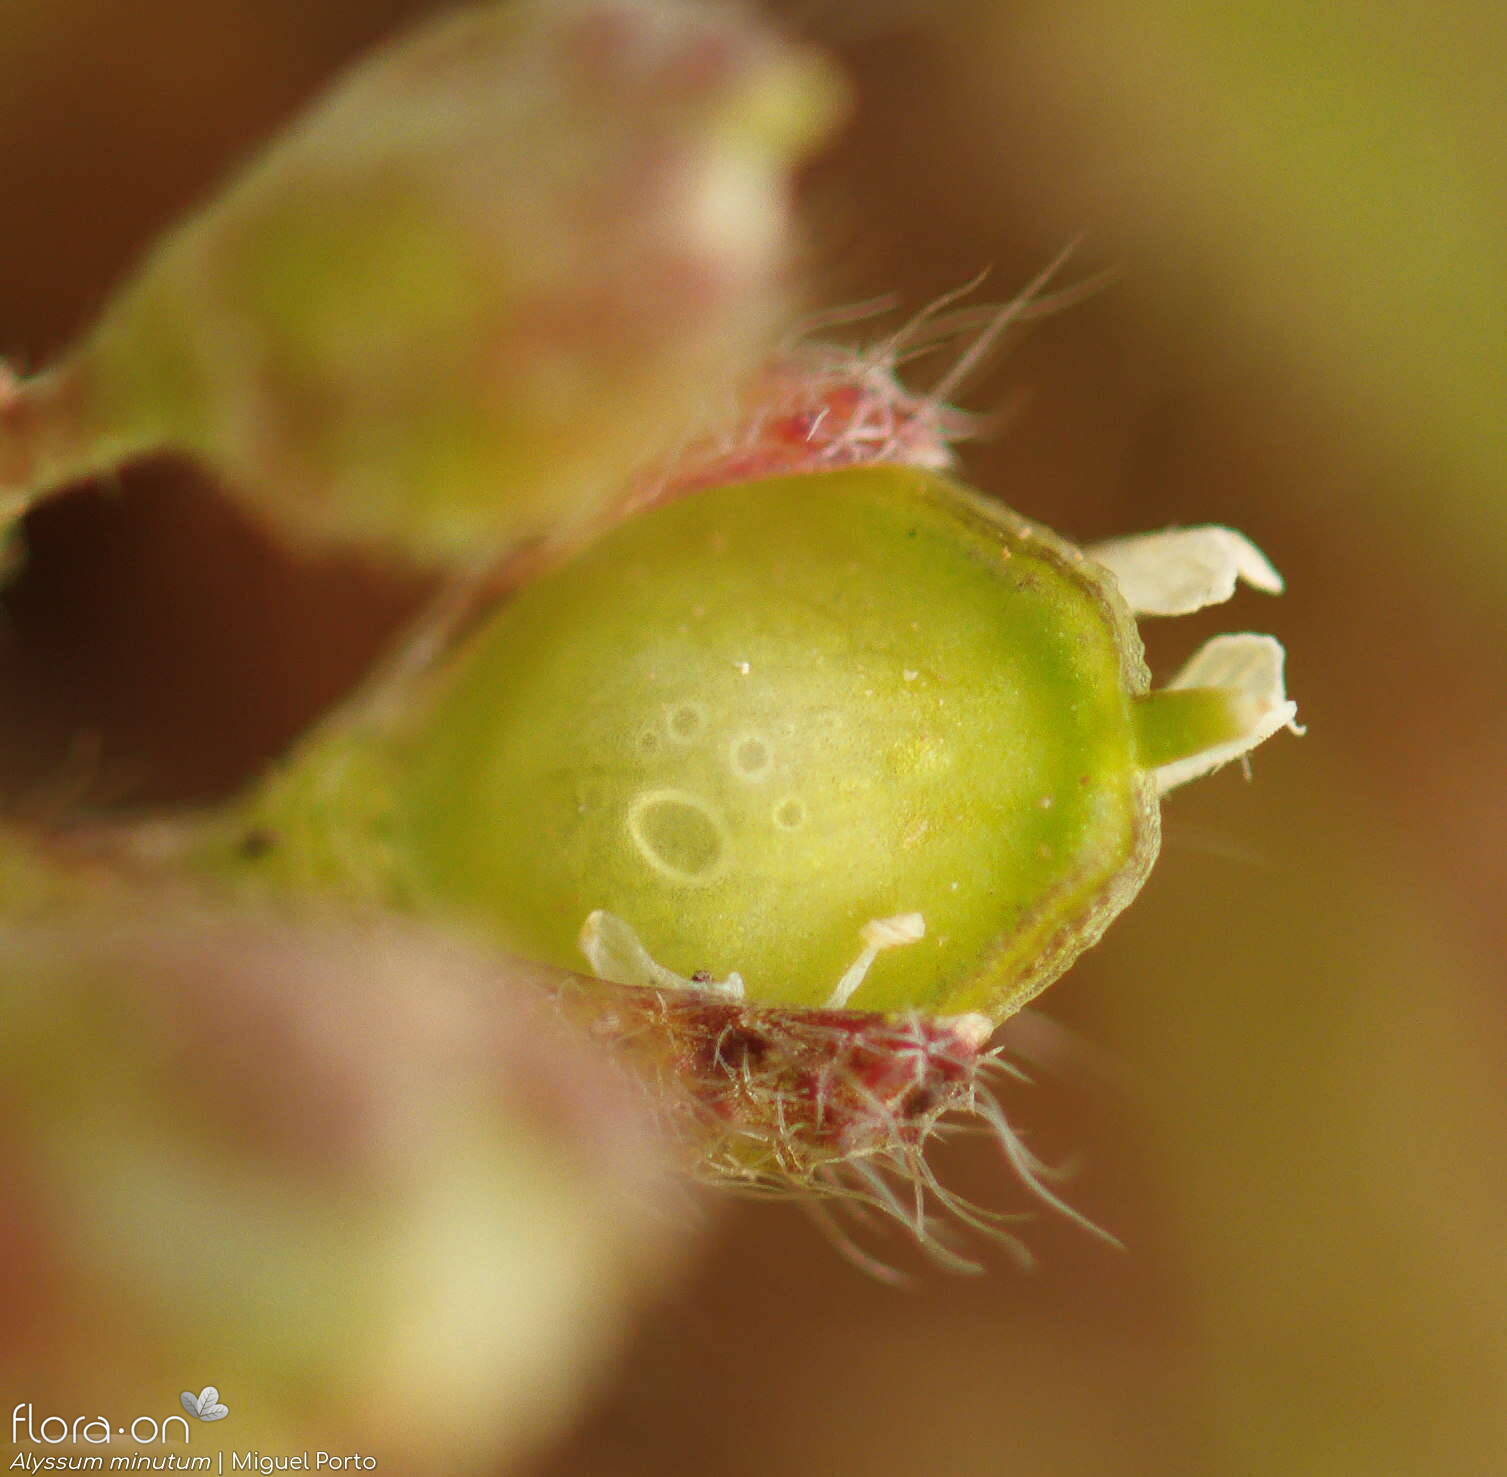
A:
[179, 1386, 230, 1422]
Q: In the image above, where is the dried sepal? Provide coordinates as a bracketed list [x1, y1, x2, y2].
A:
[625, 337, 968, 504]
[1088, 525, 1284, 616]
[597, 253, 1097, 529]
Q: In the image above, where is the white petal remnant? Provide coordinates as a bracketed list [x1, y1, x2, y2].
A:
[1153, 634, 1302, 793]
[580, 908, 928, 1010]
[825, 912, 927, 1009]
[1088, 526, 1284, 617]
[579, 910, 744, 999]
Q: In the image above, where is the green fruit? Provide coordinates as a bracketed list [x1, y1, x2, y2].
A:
[0, 2, 842, 564]
[395, 465, 1189, 1019]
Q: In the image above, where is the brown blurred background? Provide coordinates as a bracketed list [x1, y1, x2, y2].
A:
[3, 1, 1505, 1473]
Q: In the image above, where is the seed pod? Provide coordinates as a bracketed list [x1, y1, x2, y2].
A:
[387, 465, 1295, 1020]
[178, 461, 1294, 1258]
[0, 1, 842, 563]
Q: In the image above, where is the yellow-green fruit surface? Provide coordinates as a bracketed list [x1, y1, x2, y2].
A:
[398, 467, 1160, 1018]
